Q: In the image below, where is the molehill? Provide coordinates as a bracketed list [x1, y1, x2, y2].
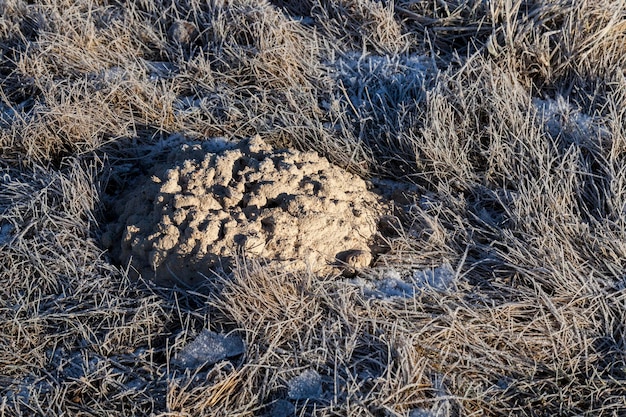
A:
[103, 136, 386, 285]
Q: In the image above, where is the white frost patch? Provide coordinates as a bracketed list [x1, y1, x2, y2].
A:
[173, 330, 244, 369]
[411, 264, 456, 292]
[4, 377, 52, 408]
[409, 405, 450, 417]
[533, 96, 609, 140]
[287, 369, 323, 400]
[375, 276, 420, 298]
[328, 52, 432, 91]
[410, 408, 439, 417]
[350, 264, 457, 300]
[324, 51, 433, 111]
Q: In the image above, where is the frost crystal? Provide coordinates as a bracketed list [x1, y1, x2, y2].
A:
[173, 330, 244, 369]
[350, 264, 457, 300]
[411, 264, 456, 292]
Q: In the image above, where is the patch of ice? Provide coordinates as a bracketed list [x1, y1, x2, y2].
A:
[4, 376, 52, 408]
[145, 61, 178, 80]
[350, 264, 457, 300]
[374, 276, 419, 298]
[411, 264, 456, 292]
[410, 408, 439, 417]
[0, 222, 14, 246]
[533, 96, 609, 141]
[287, 369, 323, 400]
[349, 269, 411, 299]
[173, 330, 245, 369]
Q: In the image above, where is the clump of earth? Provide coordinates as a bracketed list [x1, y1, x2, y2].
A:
[103, 136, 386, 286]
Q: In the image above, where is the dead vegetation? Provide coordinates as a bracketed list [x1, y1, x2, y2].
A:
[1, 0, 625, 416]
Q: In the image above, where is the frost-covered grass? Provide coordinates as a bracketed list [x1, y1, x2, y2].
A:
[1, 0, 626, 416]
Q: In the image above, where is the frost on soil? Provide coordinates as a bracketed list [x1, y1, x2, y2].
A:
[104, 136, 384, 285]
[172, 330, 245, 369]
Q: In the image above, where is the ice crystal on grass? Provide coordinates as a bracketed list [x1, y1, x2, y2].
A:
[409, 409, 439, 417]
[328, 52, 432, 110]
[173, 330, 245, 369]
[4, 377, 53, 409]
[323, 51, 434, 172]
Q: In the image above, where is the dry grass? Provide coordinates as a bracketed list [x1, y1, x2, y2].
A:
[1, 0, 625, 415]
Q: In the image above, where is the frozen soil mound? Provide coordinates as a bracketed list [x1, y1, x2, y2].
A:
[104, 136, 385, 285]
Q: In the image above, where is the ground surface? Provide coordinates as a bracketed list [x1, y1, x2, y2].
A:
[105, 135, 384, 284]
[1, 0, 626, 416]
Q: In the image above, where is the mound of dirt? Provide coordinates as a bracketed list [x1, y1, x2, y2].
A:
[103, 136, 385, 285]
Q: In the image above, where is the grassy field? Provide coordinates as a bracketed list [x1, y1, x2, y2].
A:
[1, 0, 626, 415]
